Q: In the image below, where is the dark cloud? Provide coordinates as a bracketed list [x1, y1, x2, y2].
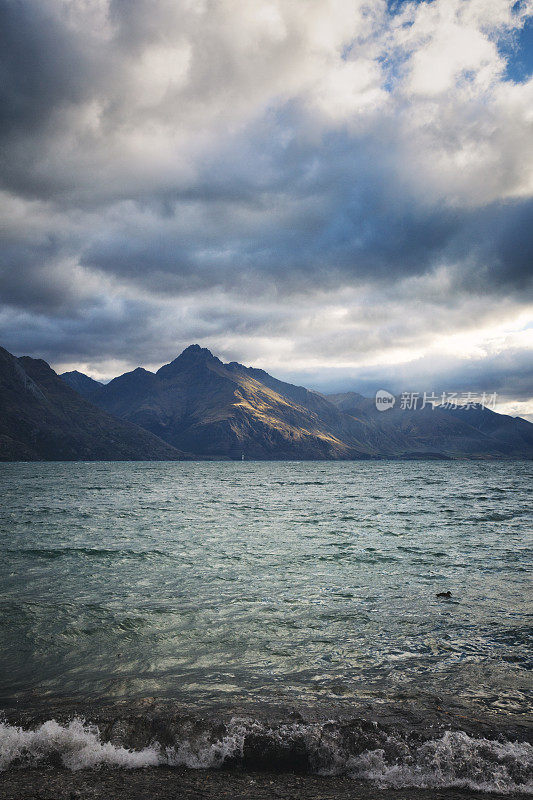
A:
[285, 348, 533, 404]
[0, 236, 81, 312]
[0, 2, 94, 137]
[77, 153, 533, 297]
[0, 0, 532, 412]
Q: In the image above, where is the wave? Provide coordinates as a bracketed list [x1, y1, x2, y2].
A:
[0, 719, 159, 770]
[1, 717, 531, 794]
[3, 547, 170, 560]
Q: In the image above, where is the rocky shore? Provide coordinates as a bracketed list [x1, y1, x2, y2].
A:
[0, 766, 531, 800]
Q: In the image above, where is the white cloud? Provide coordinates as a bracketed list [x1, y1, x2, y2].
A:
[1, 0, 532, 406]
[3, 0, 532, 207]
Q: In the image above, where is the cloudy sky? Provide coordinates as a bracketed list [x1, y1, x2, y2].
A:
[1, 0, 532, 418]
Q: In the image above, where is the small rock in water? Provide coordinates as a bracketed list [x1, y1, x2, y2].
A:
[436, 590, 452, 598]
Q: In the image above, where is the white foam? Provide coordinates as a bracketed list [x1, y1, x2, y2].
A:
[0, 718, 531, 795]
[347, 730, 533, 795]
[0, 719, 161, 771]
[0, 717, 252, 772]
[166, 718, 248, 768]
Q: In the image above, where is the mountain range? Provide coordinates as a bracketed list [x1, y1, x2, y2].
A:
[0, 346, 185, 461]
[1, 343, 531, 461]
[61, 344, 533, 461]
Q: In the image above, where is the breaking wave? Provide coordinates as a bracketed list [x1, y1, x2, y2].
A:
[0, 719, 160, 771]
[1, 716, 531, 794]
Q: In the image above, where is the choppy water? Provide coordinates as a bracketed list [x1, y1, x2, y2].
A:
[0, 461, 532, 791]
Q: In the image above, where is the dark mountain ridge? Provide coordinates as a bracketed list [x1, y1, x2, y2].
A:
[60, 370, 103, 397]
[0, 347, 187, 461]
[58, 344, 533, 461]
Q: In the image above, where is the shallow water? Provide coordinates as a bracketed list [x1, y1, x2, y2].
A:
[0, 461, 532, 792]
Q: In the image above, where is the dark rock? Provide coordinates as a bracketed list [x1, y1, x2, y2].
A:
[242, 733, 309, 773]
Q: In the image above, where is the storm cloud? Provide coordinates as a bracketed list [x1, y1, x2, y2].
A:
[1, 0, 532, 414]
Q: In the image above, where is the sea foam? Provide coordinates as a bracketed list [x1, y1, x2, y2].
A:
[346, 730, 533, 794]
[0, 717, 531, 794]
[0, 719, 160, 771]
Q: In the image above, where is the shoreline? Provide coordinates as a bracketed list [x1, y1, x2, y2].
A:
[2, 694, 531, 739]
[0, 766, 531, 800]
[1, 699, 531, 797]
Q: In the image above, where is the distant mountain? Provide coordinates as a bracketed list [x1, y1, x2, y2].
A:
[446, 403, 533, 455]
[0, 347, 187, 461]
[59, 344, 533, 460]
[327, 392, 533, 459]
[60, 370, 102, 398]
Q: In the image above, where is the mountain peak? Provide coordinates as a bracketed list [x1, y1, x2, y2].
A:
[179, 344, 214, 359]
[156, 344, 218, 377]
[63, 369, 87, 378]
[59, 369, 103, 398]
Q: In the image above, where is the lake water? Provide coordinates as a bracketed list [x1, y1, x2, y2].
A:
[0, 461, 531, 791]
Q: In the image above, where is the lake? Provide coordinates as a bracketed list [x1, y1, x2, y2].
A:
[0, 460, 531, 791]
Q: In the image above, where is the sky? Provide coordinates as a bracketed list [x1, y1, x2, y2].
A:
[1, 0, 532, 419]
